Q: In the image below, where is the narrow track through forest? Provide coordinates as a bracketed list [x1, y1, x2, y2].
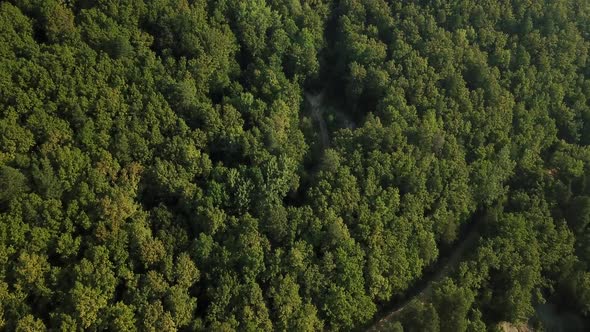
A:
[367, 227, 480, 331]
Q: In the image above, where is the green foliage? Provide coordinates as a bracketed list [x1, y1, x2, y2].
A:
[433, 279, 475, 332]
[1, 0, 590, 330]
[0, 166, 29, 204]
[400, 301, 440, 332]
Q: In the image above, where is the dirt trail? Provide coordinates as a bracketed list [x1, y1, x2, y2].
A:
[306, 92, 330, 148]
[367, 227, 480, 331]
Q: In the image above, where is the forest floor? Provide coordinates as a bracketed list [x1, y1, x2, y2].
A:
[305, 92, 330, 148]
[366, 226, 481, 331]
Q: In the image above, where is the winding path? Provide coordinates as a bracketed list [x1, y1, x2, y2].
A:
[367, 227, 480, 331]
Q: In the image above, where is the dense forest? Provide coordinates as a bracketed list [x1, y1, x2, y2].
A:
[2, 0, 590, 330]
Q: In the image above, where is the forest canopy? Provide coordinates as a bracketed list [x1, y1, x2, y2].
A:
[1, 0, 590, 331]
